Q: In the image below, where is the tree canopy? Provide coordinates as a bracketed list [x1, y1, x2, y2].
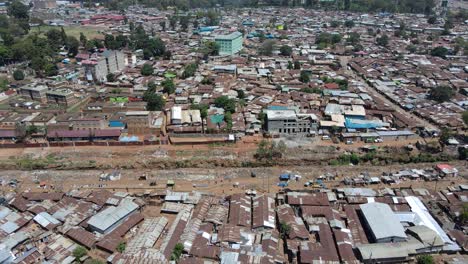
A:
[428, 86, 454, 103]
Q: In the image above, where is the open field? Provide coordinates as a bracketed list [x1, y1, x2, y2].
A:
[29, 25, 104, 39]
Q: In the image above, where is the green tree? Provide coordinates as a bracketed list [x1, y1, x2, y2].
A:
[171, 243, 184, 261]
[106, 73, 115, 82]
[428, 86, 454, 103]
[13, 69, 24, 80]
[7, 1, 29, 20]
[344, 20, 355, 28]
[406, 44, 417, 53]
[259, 40, 275, 56]
[279, 221, 291, 238]
[224, 111, 233, 131]
[293, 60, 301, 70]
[162, 78, 175, 94]
[116, 242, 126, 253]
[79, 32, 87, 47]
[279, 45, 292, 56]
[376, 34, 389, 47]
[141, 64, 154, 76]
[201, 41, 219, 58]
[287, 61, 293, 69]
[144, 92, 165, 111]
[44, 63, 58, 77]
[66, 36, 80, 57]
[330, 20, 340, 27]
[179, 16, 189, 32]
[462, 111, 468, 126]
[182, 63, 198, 79]
[72, 246, 87, 261]
[205, 10, 219, 26]
[430, 46, 448, 58]
[427, 16, 437, 24]
[299, 70, 310, 83]
[237, 90, 245, 99]
[190, 104, 208, 119]
[347, 32, 360, 45]
[214, 96, 236, 113]
[417, 255, 434, 264]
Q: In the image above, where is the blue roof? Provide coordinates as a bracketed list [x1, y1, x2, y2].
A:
[267, 105, 289, 111]
[345, 118, 388, 129]
[280, 174, 290, 180]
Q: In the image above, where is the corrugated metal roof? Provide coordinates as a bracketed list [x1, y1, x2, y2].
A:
[360, 202, 407, 241]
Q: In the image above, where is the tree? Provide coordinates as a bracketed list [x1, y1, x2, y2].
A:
[427, 16, 437, 24]
[463, 111, 468, 126]
[116, 242, 126, 253]
[66, 36, 80, 57]
[106, 73, 115, 82]
[214, 96, 236, 113]
[330, 20, 340, 27]
[376, 34, 389, 47]
[259, 40, 275, 56]
[279, 45, 292, 56]
[7, 1, 29, 20]
[182, 63, 198, 79]
[79, 32, 87, 47]
[299, 70, 310, 83]
[141, 64, 154, 76]
[205, 10, 219, 26]
[190, 104, 208, 119]
[406, 44, 417, 53]
[162, 78, 175, 94]
[179, 16, 189, 32]
[344, 20, 355, 28]
[347, 32, 360, 45]
[293, 60, 301, 70]
[144, 93, 165, 111]
[224, 111, 233, 131]
[279, 221, 291, 238]
[72, 246, 87, 261]
[287, 61, 293, 70]
[13, 69, 24, 80]
[417, 255, 434, 264]
[428, 86, 454, 103]
[171, 243, 184, 261]
[430, 46, 448, 58]
[201, 41, 219, 58]
[237, 90, 245, 99]
[44, 63, 58, 77]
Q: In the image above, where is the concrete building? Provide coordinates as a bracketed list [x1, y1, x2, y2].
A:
[83, 50, 125, 83]
[264, 109, 318, 135]
[46, 89, 77, 107]
[360, 202, 407, 243]
[215, 32, 243, 55]
[19, 84, 48, 103]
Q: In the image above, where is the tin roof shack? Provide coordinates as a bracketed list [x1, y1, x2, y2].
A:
[277, 204, 309, 241]
[435, 164, 459, 177]
[228, 194, 251, 227]
[298, 223, 340, 264]
[359, 202, 407, 243]
[87, 198, 139, 234]
[125, 111, 166, 136]
[252, 195, 276, 231]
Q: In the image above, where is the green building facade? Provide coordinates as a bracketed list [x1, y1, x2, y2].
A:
[215, 32, 243, 55]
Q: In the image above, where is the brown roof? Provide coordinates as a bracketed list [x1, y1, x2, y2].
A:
[22, 192, 64, 201]
[228, 194, 251, 227]
[66, 227, 97, 249]
[287, 192, 330, 206]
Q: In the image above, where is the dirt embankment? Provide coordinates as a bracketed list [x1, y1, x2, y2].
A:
[0, 142, 462, 171]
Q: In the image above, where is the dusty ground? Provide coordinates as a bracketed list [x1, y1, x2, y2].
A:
[1, 161, 466, 196]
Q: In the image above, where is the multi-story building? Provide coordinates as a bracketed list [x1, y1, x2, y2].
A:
[46, 89, 77, 107]
[18, 84, 48, 103]
[264, 109, 318, 135]
[214, 32, 243, 55]
[83, 50, 125, 83]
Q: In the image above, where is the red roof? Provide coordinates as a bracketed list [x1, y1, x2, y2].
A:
[324, 83, 339, 89]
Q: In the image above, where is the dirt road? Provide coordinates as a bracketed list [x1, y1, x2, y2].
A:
[340, 56, 438, 131]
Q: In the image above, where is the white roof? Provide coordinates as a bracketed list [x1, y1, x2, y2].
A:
[87, 198, 139, 232]
[360, 203, 407, 241]
[171, 106, 182, 120]
[265, 109, 296, 120]
[34, 212, 60, 228]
